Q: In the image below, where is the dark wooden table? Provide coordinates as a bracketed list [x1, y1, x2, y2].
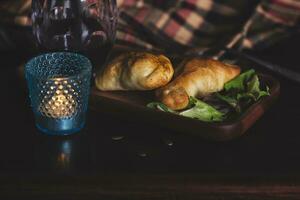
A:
[1, 35, 300, 199]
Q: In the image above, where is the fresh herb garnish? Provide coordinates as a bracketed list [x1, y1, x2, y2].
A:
[216, 69, 270, 112]
[179, 97, 224, 122]
[147, 97, 224, 122]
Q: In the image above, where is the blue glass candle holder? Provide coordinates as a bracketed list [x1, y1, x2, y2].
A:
[25, 52, 92, 136]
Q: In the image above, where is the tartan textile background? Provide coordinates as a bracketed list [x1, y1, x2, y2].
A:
[0, 0, 299, 52]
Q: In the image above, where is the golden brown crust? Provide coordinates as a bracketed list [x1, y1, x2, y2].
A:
[156, 86, 189, 111]
[156, 58, 241, 110]
[95, 52, 174, 91]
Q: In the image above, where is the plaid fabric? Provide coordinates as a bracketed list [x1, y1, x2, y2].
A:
[116, 0, 300, 51]
[117, 0, 259, 52]
[240, 0, 300, 49]
[0, 0, 299, 52]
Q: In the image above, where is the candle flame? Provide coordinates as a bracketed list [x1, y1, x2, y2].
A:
[39, 84, 77, 118]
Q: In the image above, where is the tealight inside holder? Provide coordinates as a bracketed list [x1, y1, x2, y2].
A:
[25, 52, 92, 136]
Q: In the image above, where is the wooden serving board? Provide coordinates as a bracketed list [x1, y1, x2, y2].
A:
[90, 73, 280, 142]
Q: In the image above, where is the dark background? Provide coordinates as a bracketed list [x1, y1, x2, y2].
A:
[0, 31, 300, 199]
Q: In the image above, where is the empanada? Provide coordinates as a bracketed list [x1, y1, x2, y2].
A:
[156, 58, 241, 110]
[95, 52, 174, 91]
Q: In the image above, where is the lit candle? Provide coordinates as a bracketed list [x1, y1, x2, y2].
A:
[25, 52, 92, 135]
[39, 80, 77, 118]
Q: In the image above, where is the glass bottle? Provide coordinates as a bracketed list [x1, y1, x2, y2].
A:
[31, 0, 118, 69]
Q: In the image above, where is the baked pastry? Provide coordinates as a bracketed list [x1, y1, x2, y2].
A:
[95, 52, 174, 91]
[156, 58, 241, 110]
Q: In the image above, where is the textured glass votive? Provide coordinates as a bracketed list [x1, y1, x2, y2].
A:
[25, 52, 92, 136]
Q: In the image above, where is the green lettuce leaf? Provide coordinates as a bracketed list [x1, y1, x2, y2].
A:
[245, 74, 270, 101]
[179, 97, 224, 122]
[147, 102, 177, 114]
[224, 69, 256, 92]
[217, 69, 270, 112]
[215, 93, 240, 112]
[147, 97, 224, 122]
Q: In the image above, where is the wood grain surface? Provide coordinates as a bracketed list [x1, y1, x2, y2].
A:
[2, 174, 300, 199]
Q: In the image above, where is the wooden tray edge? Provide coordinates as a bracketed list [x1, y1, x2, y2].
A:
[89, 74, 280, 142]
